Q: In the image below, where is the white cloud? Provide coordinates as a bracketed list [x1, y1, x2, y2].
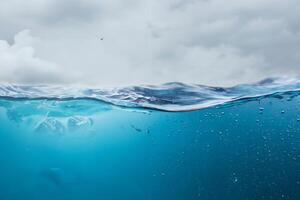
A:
[0, 0, 300, 86]
[0, 30, 66, 84]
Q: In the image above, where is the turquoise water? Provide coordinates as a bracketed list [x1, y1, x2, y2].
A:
[0, 91, 299, 199]
[0, 78, 300, 200]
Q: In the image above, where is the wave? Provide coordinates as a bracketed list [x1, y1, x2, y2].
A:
[1, 77, 300, 111]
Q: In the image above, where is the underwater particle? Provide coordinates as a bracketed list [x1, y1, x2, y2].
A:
[262, 135, 267, 140]
[281, 110, 285, 114]
[232, 173, 238, 183]
[233, 177, 238, 183]
[161, 172, 166, 176]
[297, 118, 300, 122]
[259, 108, 264, 114]
[256, 119, 260, 123]
[40, 167, 64, 186]
[130, 124, 142, 133]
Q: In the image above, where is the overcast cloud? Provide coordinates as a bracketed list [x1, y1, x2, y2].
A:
[0, 0, 300, 87]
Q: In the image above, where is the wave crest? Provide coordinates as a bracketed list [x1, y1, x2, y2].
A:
[1, 77, 300, 111]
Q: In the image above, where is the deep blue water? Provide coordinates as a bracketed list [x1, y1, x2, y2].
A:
[0, 79, 299, 200]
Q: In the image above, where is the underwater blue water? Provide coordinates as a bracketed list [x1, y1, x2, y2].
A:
[0, 78, 299, 200]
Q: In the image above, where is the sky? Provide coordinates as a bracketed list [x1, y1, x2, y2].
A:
[0, 0, 300, 87]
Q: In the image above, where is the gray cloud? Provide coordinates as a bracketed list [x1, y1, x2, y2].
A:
[0, 0, 300, 86]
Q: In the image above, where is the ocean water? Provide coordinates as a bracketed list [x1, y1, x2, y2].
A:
[0, 78, 299, 200]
